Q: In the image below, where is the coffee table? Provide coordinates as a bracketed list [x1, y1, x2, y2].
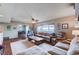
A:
[28, 36, 44, 45]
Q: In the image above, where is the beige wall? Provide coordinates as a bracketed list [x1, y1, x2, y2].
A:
[37, 15, 76, 39]
[54, 16, 76, 39]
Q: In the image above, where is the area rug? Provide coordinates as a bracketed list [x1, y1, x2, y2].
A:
[10, 40, 34, 55]
[38, 43, 54, 52]
[16, 46, 48, 55]
[11, 40, 52, 55]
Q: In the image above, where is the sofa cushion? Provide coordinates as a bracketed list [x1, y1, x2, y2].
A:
[55, 42, 70, 50]
[48, 46, 67, 55]
[62, 40, 70, 44]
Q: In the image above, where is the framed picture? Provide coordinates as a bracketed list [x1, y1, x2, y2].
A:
[62, 23, 68, 29]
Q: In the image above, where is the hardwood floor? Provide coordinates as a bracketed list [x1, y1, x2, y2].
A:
[3, 39, 20, 55]
[3, 39, 34, 55]
[3, 39, 12, 55]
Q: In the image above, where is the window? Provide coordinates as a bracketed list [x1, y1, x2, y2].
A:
[37, 25, 55, 34]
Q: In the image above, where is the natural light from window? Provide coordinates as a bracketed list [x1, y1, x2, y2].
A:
[37, 25, 55, 34]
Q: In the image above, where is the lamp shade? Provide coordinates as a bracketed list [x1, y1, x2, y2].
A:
[72, 30, 79, 36]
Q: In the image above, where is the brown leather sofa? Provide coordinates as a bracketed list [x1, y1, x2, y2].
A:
[35, 32, 56, 42]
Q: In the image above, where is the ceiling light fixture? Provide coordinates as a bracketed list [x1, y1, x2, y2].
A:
[31, 18, 38, 24]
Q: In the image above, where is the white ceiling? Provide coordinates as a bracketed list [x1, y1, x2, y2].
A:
[0, 3, 75, 23]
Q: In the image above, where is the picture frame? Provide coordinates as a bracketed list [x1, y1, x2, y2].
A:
[62, 23, 68, 29]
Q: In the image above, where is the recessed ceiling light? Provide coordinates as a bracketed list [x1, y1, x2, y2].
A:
[0, 15, 4, 17]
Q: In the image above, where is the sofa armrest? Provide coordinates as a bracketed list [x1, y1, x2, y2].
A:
[48, 46, 67, 55]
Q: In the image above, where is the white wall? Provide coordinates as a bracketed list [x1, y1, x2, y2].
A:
[26, 25, 29, 37]
[2, 23, 28, 39]
[3, 23, 18, 39]
[0, 33, 3, 45]
[3, 29, 18, 39]
[0, 25, 4, 45]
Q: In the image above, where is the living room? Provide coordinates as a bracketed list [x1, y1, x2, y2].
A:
[0, 3, 79, 55]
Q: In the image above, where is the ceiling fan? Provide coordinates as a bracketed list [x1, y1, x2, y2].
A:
[31, 17, 38, 24]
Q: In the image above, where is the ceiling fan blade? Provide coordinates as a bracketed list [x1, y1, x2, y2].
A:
[32, 18, 35, 21]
